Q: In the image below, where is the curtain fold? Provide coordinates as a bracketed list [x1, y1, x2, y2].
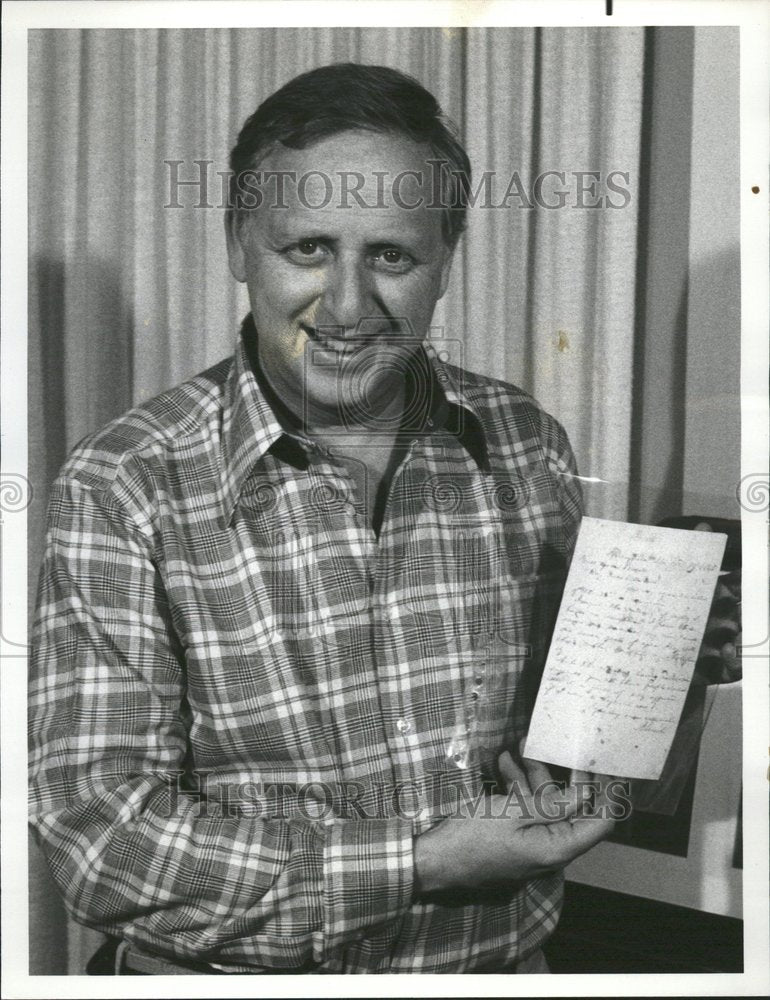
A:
[462, 27, 644, 520]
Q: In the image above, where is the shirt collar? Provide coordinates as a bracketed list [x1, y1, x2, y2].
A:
[422, 340, 490, 473]
[219, 316, 490, 525]
[219, 322, 287, 526]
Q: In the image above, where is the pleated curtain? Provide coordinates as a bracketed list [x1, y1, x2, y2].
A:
[29, 27, 645, 529]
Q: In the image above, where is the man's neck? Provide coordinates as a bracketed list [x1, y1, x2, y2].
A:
[305, 379, 407, 446]
[241, 316, 441, 448]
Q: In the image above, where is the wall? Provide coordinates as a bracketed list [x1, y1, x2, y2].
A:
[567, 26, 743, 919]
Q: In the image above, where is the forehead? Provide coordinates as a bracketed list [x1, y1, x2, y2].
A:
[252, 129, 444, 243]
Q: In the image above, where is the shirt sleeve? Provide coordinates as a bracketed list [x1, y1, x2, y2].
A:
[541, 412, 583, 560]
[28, 474, 414, 969]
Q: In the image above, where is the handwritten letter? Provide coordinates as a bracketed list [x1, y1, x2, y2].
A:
[524, 518, 726, 779]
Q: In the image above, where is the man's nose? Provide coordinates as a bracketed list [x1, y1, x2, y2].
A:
[320, 258, 374, 335]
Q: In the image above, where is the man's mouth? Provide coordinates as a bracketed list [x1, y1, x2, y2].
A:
[300, 321, 406, 355]
[300, 323, 367, 356]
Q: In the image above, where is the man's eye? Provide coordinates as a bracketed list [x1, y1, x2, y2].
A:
[372, 248, 414, 272]
[286, 240, 326, 264]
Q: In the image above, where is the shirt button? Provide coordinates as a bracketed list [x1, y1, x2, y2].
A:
[396, 718, 412, 735]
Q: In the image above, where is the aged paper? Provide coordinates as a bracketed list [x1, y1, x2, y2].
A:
[524, 517, 726, 779]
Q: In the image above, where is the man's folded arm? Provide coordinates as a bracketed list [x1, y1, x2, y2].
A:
[28, 476, 414, 968]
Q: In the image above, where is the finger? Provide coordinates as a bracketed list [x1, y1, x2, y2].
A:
[521, 754, 556, 793]
[499, 750, 532, 797]
[521, 765, 587, 825]
[500, 750, 575, 825]
[518, 738, 564, 805]
[713, 580, 740, 603]
[568, 767, 594, 793]
[566, 771, 595, 815]
[710, 598, 740, 622]
[591, 771, 621, 787]
[521, 782, 581, 826]
[698, 644, 736, 663]
[498, 750, 516, 784]
[695, 636, 742, 683]
[518, 807, 615, 870]
[563, 810, 616, 857]
[693, 657, 729, 685]
[703, 615, 741, 638]
[719, 640, 742, 681]
[576, 771, 627, 815]
[705, 613, 741, 630]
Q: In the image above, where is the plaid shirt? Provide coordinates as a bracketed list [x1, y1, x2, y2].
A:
[29, 320, 582, 974]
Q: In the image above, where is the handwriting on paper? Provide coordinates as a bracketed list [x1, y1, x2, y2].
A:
[523, 518, 726, 780]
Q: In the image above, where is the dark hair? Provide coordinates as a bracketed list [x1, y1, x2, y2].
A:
[228, 62, 471, 247]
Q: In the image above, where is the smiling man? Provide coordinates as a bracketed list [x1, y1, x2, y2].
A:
[29, 63, 621, 976]
[224, 126, 456, 534]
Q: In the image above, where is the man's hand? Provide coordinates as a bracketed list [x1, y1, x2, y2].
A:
[414, 745, 620, 894]
[691, 522, 742, 686]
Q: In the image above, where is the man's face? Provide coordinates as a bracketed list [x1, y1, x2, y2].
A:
[226, 129, 454, 429]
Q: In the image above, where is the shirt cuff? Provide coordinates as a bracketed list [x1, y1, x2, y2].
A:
[319, 817, 415, 957]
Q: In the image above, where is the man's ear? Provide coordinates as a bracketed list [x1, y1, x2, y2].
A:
[437, 246, 455, 301]
[224, 210, 248, 283]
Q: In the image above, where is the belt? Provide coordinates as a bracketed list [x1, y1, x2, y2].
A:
[117, 941, 229, 975]
[89, 937, 547, 975]
[87, 938, 315, 975]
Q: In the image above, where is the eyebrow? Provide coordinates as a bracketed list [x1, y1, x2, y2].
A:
[259, 199, 443, 250]
[267, 225, 426, 254]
